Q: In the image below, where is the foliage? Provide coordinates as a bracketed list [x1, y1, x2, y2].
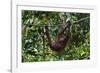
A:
[22, 10, 90, 62]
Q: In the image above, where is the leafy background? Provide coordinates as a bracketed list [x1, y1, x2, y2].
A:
[22, 10, 90, 62]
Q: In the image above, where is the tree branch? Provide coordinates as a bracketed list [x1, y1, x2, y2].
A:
[72, 17, 90, 24]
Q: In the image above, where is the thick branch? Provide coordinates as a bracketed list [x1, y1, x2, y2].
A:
[73, 17, 90, 24]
